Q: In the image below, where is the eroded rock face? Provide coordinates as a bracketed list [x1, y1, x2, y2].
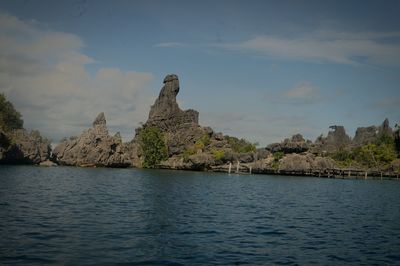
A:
[353, 118, 393, 145]
[278, 153, 336, 172]
[132, 74, 231, 169]
[0, 129, 51, 164]
[53, 113, 130, 167]
[353, 126, 378, 146]
[279, 153, 313, 172]
[314, 125, 351, 153]
[146, 74, 198, 132]
[266, 134, 311, 154]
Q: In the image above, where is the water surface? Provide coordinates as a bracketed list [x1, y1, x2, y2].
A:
[1, 165, 400, 265]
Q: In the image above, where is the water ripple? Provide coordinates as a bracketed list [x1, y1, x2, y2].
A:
[1, 166, 400, 265]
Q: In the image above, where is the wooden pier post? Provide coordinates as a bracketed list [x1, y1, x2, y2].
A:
[249, 166, 252, 174]
[228, 162, 232, 174]
[364, 171, 368, 180]
[348, 170, 351, 178]
[236, 161, 240, 173]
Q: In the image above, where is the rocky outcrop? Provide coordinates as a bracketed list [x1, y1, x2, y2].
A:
[0, 93, 51, 164]
[266, 134, 311, 154]
[145, 74, 198, 132]
[313, 125, 351, 153]
[53, 112, 131, 167]
[353, 118, 393, 146]
[0, 129, 51, 164]
[132, 74, 234, 169]
[278, 154, 336, 172]
[279, 153, 313, 172]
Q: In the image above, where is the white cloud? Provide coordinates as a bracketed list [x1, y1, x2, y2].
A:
[282, 81, 321, 103]
[154, 42, 186, 48]
[264, 81, 322, 105]
[216, 30, 400, 66]
[0, 12, 154, 142]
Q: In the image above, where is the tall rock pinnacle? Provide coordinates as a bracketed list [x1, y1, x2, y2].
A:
[145, 74, 199, 131]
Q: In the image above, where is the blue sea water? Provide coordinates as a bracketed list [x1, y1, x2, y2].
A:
[0, 165, 400, 265]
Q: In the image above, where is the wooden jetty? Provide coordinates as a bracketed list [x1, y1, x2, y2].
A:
[211, 162, 400, 180]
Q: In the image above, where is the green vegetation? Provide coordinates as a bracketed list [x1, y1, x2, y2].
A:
[182, 134, 212, 161]
[270, 151, 284, 170]
[211, 148, 225, 163]
[138, 126, 168, 168]
[182, 146, 196, 161]
[332, 133, 397, 169]
[224, 135, 257, 153]
[0, 93, 23, 132]
[395, 124, 400, 155]
[194, 134, 211, 151]
[273, 151, 284, 162]
[332, 148, 353, 167]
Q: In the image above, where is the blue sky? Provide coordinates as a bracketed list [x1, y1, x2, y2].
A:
[0, 0, 399, 145]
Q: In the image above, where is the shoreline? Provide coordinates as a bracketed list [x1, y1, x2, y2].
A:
[2, 163, 399, 181]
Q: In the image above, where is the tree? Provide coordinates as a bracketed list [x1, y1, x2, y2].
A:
[138, 126, 168, 168]
[395, 123, 400, 156]
[0, 93, 23, 131]
[224, 135, 256, 153]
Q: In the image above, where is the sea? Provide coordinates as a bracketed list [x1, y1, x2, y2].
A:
[1, 165, 399, 265]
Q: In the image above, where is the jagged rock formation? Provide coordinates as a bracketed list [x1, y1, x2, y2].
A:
[145, 74, 199, 131]
[0, 93, 51, 164]
[313, 125, 351, 153]
[353, 118, 393, 146]
[53, 112, 130, 167]
[0, 129, 51, 164]
[278, 154, 336, 172]
[132, 74, 233, 169]
[266, 134, 311, 154]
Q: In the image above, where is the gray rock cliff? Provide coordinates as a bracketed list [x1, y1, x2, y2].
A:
[266, 134, 311, 154]
[0, 129, 51, 164]
[313, 125, 351, 153]
[353, 118, 393, 146]
[145, 74, 198, 132]
[53, 113, 130, 167]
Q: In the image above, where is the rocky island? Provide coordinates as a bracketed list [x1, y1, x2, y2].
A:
[1, 74, 399, 178]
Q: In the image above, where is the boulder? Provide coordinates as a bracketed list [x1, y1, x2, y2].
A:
[279, 153, 313, 172]
[312, 156, 336, 170]
[187, 153, 215, 170]
[53, 113, 131, 167]
[39, 160, 57, 167]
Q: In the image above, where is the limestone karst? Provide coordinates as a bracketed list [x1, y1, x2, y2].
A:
[52, 112, 130, 167]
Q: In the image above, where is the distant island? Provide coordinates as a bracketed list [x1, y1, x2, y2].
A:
[1, 74, 399, 178]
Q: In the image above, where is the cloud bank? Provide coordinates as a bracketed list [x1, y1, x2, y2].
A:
[217, 30, 400, 66]
[0, 12, 154, 143]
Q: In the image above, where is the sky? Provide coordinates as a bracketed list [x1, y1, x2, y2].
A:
[0, 0, 399, 146]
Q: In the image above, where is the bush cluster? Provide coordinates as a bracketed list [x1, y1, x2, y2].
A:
[0, 93, 23, 132]
[138, 126, 168, 168]
[224, 136, 256, 153]
[332, 133, 397, 169]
